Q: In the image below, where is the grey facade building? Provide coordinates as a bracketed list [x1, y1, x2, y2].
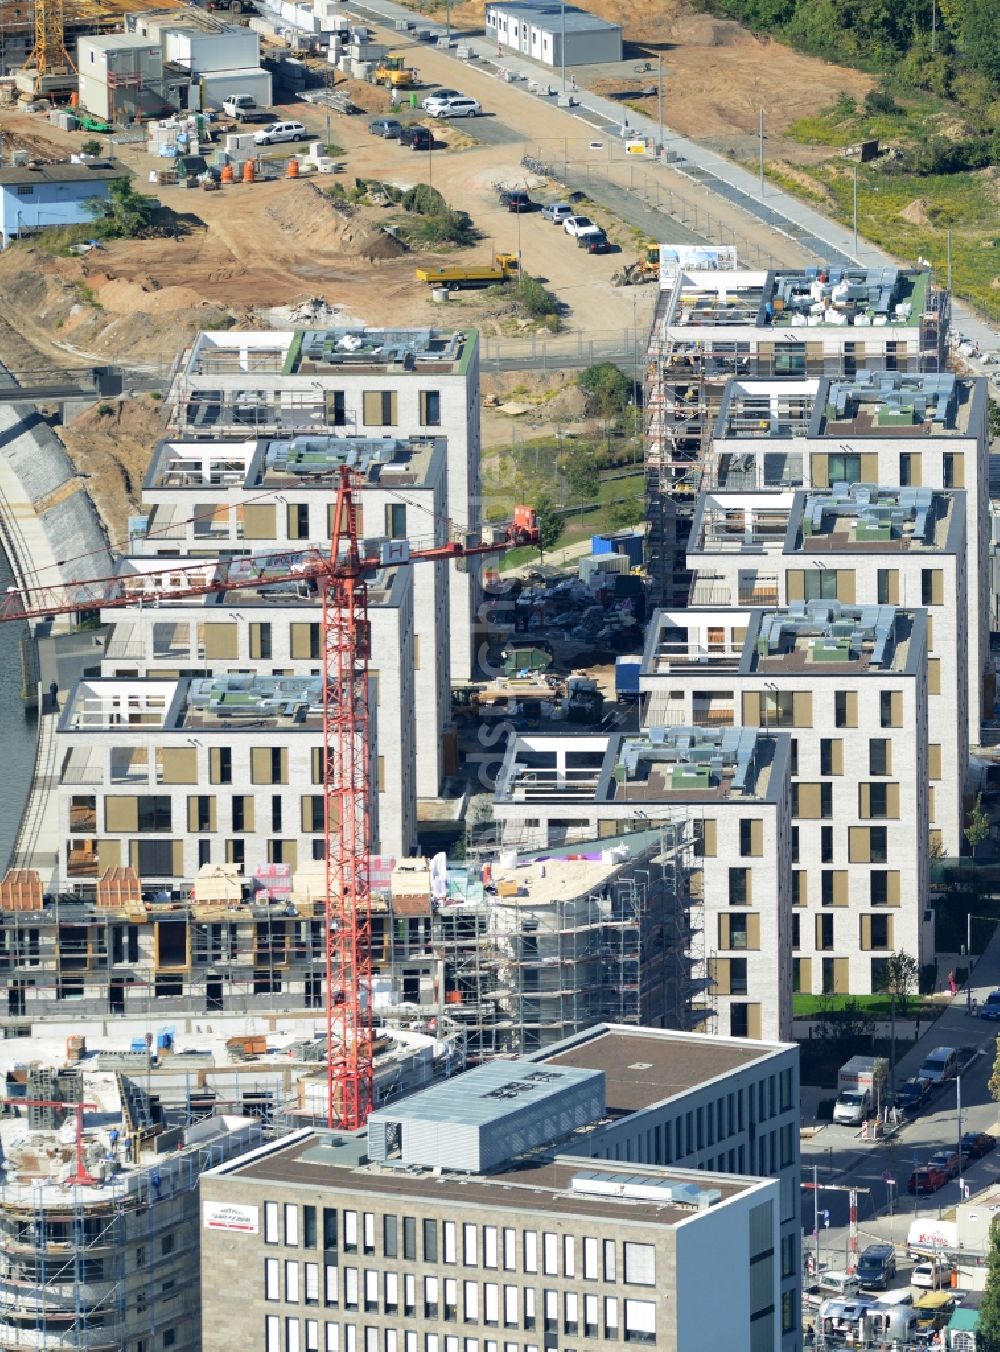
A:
[200, 1033, 796, 1352]
[486, 2, 622, 68]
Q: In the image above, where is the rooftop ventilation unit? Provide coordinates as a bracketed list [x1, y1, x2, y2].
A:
[570, 1170, 722, 1209]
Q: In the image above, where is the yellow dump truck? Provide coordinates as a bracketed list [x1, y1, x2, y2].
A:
[415, 253, 520, 289]
[374, 56, 414, 87]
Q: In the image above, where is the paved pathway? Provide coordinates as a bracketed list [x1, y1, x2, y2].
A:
[344, 0, 1000, 357]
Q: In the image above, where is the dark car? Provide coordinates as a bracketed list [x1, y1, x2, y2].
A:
[400, 124, 432, 149]
[980, 990, 1000, 1020]
[856, 1243, 896, 1290]
[908, 1165, 948, 1195]
[893, 1077, 929, 1114]
[928, 1149, 961, 1179]
[962, 1130, 997, 1159]
[369, 117, 403, 138]
[501, 190, 533, 213]
[580, 229, 611, 253]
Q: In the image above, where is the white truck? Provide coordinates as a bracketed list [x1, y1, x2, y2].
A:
[222, 94, 259, 121]
[832, 1055, 888, 1125]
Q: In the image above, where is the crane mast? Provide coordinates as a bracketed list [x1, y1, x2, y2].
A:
[323, 472, 373, 1130]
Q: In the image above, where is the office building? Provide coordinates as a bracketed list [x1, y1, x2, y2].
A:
[686, 482, 967, 854]
[641, 602, 930, 995]
[200, 1030, 799, 1352]
[485, 1, 623, 67]
[493, 726, 793, 1041]
[166, 327, 483, 680]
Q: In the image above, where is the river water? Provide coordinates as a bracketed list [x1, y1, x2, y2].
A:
[0, 548, 39, 872]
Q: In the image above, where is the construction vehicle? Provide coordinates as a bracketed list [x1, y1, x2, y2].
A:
[612, 242, 661, 287]
[506, 505, 538, 545]
[374, 55, 414, 88]
[415, 253, 519, 289]
[77, 112, 113, 133]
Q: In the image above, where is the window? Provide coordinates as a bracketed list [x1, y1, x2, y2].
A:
[791, 872, 806, 907]
[385, 503, 406, 540]
[344, 1211, 358, 1253]
[419, 390, 441, 426]
[444, 1222, 457, 1264]
[286, 1320, 300, 1352]
[623, 1300, 656, 1344]
[791, 826, 799, 864]
[463, 1281, 479, 1323]
[286, 505, 309, 541]
[264, 1202, 279, 1245]
[363, 1213, 375, 1254]
[384, 1273, 398, 1315]
[816, 913, 834, 951]
[869, 739, 890, 776]
[542, 1233, 557, 1275]
[423, 1219, 438, 1263]
[603, 1240, 616, 1281]
[524, 1232, 537, 1274]
[424, 1275, 440, 1320]
[729, 867, 750, 905]
[604, 1297, 619, 1338]
[880, 690, 902, 728]
[344, 1268, 358, 1311]
[464, 1224, 478, 1266]
[729, 958, 748, 995]
[305, 1264, 319, 1306]
[623, 1243, 655, 1286]
[943, 452, 963, 489]
[739, 818, 763, 857]
[323, 1208, 338, 1252]
[820, 825, 833, 863]
[364, 1269, 378, 1312]
[819, 739, 842, 776]
[921, 568, 944, 606]
[834, 691, 857, 727]
[286, 1261, 300, 1303]
[324, 1264, 338, 1307]
[266, 1317, 280, 1352]
[483, 1227, 498, 1269]
[265, 1258, 280, 1302]
[210, 747, 232, 784]
[16, 185, 33, 197]
[730, 1003, 750, 1037]
[383, 1215, 397, 1259]
[877, 569, 899, 605]
[503, 1286, 517, 1328]
[502, 1228, 515, 1271]
[362, 390, 397, 426]
[899, 452, 919, 486]
[403, 1217, 417, 1261]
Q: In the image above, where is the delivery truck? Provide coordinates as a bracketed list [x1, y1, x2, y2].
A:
[832, 1055, 888, 1125]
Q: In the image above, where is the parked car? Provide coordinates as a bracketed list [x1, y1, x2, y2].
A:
[893, 1078, 930, 1114]
[422, 87, 461, 110]
[563, 214, 596, 237]
[927, 1149, 961, 1180]
[502, 190, 534, 213]
[399, 124, 432, 149]
[369, 117, 403, 139]
[253, 120, 307, 145]
[579, 229, 611, 253]
[917, 1046, 959, 1085]
[961, 1130, 997, 1159]
[912, 1260, 952, 1290]
[907, 1165, 949, 1195]
[979, 990, 1000, 1020]
[426, 96, 482, 118]
[856, 1243, 897, 1290]
[541, 201, 573, 223]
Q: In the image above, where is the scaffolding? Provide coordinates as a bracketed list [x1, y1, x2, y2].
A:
[0, 1117, 262, 1352]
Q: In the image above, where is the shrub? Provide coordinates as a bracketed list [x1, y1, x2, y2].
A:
[80, 139, 102, 157]
[511, 276, 559, 319]
[864, 87, 899, 116]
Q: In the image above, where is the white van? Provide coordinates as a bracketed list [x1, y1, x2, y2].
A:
[817, 1271, 860, 1299]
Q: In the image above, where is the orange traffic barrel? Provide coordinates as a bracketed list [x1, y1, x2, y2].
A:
[220, 163, 234, 183]
[286, 157, 299, 178]
[242, 159, 255, 183]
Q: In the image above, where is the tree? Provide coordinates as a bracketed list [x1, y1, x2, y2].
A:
[962, 0, 1000, 86]
[578, 362, 630, 420]
[965, 792, 990, 856]
[533, 493, 563, 558]
[979, 1219, 1000, 1352]
[989, 399, 1000, 444]
[879, 950, 919, 1013]
[563, 452, 600, 504]
[989, 1038, 1000, 1105]
[87, 177, 154, 240]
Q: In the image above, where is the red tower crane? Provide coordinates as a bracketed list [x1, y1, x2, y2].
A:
[0, 467, 534, 1131]
[0, 1098, 100, 1185]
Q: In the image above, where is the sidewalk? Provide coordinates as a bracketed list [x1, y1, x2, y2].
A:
[344, 0, 1000, 355]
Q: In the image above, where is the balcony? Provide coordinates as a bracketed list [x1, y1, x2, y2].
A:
[688, 581, 732, 607]
[738, 586, 779, 607]
[691, 699, 735, 727]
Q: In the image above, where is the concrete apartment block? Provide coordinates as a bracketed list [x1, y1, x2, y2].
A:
[166, 327, 482, 679]
[707, 372, 990, 733]
[641, 603, 930, 996]
[492, 726, 793, 1042]
[119, 433, 450, 797]
[686, 482, 967, 856]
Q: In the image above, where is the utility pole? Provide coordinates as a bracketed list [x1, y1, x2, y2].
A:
[813, 1164, 820, 1275]
[802, 1180, 871, 1274]
[947, 229, 953, 295]
[657, 53, 664, 157]
[758, 108, 764, 198]
[560, 1, 566, 94]
[957, 1075, 964, 1200]
[852, 163, 859, 259]
[931, 0, 937, 53]
[446, 0, 451, 48]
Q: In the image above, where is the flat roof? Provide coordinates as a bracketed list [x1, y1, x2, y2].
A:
[217, 1132, 757, 1224]
[536, 1026, 790, 1115]
[487, 0, 621, 33]
[0, 159, 129, 187]
[370, 1060, 602, 1130]
[789, 484, 962, 555]
[185, 327, 476, 380]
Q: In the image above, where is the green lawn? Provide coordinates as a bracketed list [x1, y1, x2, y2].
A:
[792, 993, 938, 1019]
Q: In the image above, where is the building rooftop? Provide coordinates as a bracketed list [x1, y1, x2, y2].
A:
[184, 327, 475, 380]
[789, 483, 961, 554]
[494, 728, 783, 807]
[211, 1130, 758, 1225]
[0, 158, 130, 187]
[534, 1025, 793, 1115]
[61, 674, 327, 732]
[642, 602, 923, 677]
[487, 0, 621, 33]
[79, 30, 161, 49]
[666, 265, 931, 332]
[688, 484, 961, 557]
[715, 380, 821, 441]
